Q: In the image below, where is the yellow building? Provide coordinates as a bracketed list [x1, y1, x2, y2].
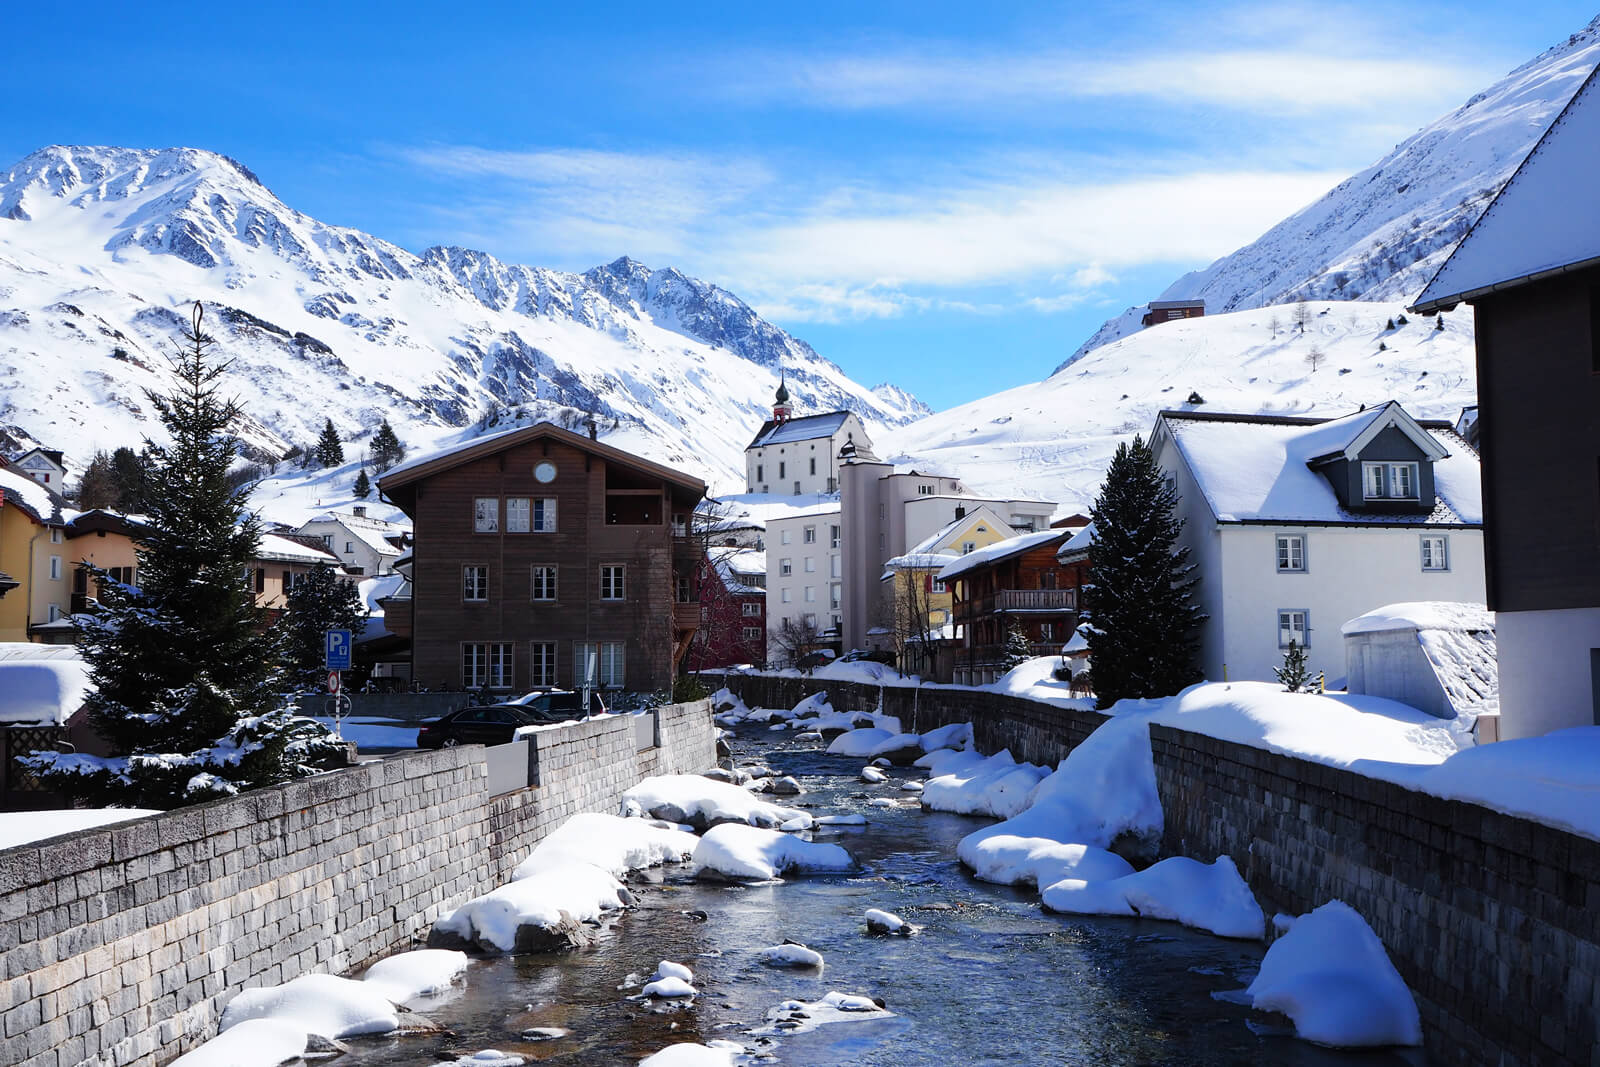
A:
[0, 464, 71, 643]
[878, 504, 1019, 670]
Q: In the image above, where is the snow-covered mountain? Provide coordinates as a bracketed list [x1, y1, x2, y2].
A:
[0, 145, 928, 496]
[887, 301, 1478, 513]
[1061, 16, 1600, 368]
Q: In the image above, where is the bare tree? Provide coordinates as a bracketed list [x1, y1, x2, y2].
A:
[1306, 346, 1325, 373]
[681, 498, 750, 676]
[881, 565, 942, 677]
[1267, 313, 1282, 338]
[769, 616, 823, 669]
[1292, 302, 1313, 334]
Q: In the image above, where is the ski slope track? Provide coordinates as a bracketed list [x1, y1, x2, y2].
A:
[0, 145, 929, 507]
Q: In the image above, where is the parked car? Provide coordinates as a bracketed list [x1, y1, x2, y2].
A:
[416, 689, 605, 748]
[795, 650, 835, 673]
[841, 648, 896, 666]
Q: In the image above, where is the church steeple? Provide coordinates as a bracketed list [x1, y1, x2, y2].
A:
[773, 377, 792, 426]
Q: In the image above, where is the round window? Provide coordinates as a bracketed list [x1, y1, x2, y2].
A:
[534, 462, 557, 483]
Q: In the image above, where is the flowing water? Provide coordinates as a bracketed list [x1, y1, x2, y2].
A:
[337, 727, 1426, 1066]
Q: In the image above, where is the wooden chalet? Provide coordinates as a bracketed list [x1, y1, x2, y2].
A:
[939, 527, 1084, 685]
[378, 422, 706, 694]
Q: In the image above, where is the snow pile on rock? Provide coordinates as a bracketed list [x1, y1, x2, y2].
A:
[513, 812, 698, 879]
[1041, 856, 1264, 939]
[864, 908, 913, 935]
[168, 1019, 322, 1067]
[751, 991, 893, 1036]
[639, 1041, 744, 1065]
[962, 838, 1133, 889]
[622, 774, 806, 830]
[920, 749, 1050, 819]
[826, 727, 897, 758]
[430, 864, 631, 954]
[1245, 901, 1422, 1048]
[759, 943, 825, 968]
[691, 823, 855, 881]
[219, 973, 400, 1038]
[359, 950, 470, 1003]
[429, 1053, 524, 1067]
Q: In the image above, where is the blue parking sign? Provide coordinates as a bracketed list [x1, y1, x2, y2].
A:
[325, 629, 353, 671]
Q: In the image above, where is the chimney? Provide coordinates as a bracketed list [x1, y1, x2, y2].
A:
[586, 419, 598, 440]
[353, 505, 367, 518]
[955, 505, 966, 519]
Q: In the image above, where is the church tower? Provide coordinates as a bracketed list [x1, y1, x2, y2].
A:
[772, 378, 792, 426]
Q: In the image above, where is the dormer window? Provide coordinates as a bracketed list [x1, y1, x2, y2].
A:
[1362, 462, 1419, 500]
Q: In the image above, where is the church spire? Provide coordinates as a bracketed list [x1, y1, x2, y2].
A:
[773, 377, 792, 425]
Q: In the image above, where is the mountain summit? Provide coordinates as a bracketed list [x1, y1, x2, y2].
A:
[0, 145, 927, 488]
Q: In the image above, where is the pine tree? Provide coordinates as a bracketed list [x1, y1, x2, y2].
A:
[353, 469, 371, 499]
[1001, 621, 1032, 672]
[75, 450, 121, 509]
[370, 419, 405, 473]
[281, 564, 367, 688]
[20, 304, 344, 808]
[1079, 435, 1206, 710]
[316, 419, 344, 466]
[1275, 641, 1311, 693]
[110, 445, 150, 512]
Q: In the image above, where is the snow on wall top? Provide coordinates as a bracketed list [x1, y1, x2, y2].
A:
[1162, 409, 1482, 525]
[1415, 61, 1600, 310]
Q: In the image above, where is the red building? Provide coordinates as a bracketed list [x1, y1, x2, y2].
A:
[688, 548, 767, 671]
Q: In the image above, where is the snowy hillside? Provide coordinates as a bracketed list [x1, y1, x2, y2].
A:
[886, 302, 1478, 513]
[0, 146, 927, 499]
[1062, 16, 1600, 367]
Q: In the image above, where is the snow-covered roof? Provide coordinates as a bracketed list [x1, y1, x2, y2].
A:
[937, 529, 1071, 583]
[883, 550, 960, 579]
[746, 412, 853, 450]
[0, 464, 67, 524]
[299, 512, 406, 558]
[715, 549, 767, 594]
[1343, 602, 1498, 720]
[1159, 406, 1481, 526]
[1057, 521, 1096, 562]
[1341, 601, 1493, 636]
[0, 655, 90, 725]
[255, 532, 342, 565]
[1415, 62, 1600, 312]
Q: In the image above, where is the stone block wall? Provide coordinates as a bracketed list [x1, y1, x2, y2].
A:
[0, 700, 716, 1067]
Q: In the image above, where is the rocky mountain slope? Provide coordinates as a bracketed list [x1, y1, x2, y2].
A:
[0, 146, 928, 493]
[1061, 16, 1600, 368]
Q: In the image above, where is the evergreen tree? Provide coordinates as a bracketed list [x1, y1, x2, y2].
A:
[1275, 641, 1311, 693]
[281, 564, 367, 688]
[1080, 435, 1206, 710]
[353, 469, 372, 499]
[370, 419, 405, 473]
[110, 445, 151, 512]
[316, 419, 344, 466]
[20, 304, 344, 808]
[76, 450, 121, 509]
[1001, 621, 1032, 672]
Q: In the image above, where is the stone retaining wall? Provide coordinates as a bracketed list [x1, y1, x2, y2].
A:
[710, 673, 1600, 1064]
[0, 702, 714, 1067]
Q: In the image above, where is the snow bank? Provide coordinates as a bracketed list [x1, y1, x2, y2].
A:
[1414, 726, 1600, 841]
[826, 727, 895, 757]
[962, 838, 1133, 889]
[621, 775, 805, 829]
[1040, 856, 1263, 939]
[914, 747, 986, 776]
[433, 864, 629, 953]
[920, 749, 1049, 819]
[359, 950, 469, 1003]
[810, 659, 912, 685]
[958, 714, 1161, 872]
[1245, 901, 1421, 1048]
[0, 657, 91, 725]
[982, 656, 1092, 709]
[219, 973, 399, 1038]
[638, 1042, 742, 1066]
[691, 824, 854, 881]
[513, 812, 698, 879]
[0, 808, 161, 851]
[168, 1018, 312, 1067]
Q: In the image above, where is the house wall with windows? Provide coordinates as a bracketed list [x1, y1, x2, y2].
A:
[744, 411, 869, 496]
[765, 506, 842, 646]
[294, 507, 407, 577]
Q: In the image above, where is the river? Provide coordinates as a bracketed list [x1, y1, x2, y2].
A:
[335, 724, 1425, 1066]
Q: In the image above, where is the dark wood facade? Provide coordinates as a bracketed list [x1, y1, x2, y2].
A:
[947, 532, 1081, 683]
[380, 425, 705, 695]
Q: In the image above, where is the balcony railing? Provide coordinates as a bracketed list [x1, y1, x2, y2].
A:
[673, 602, 702, 632]
[995, 589, 1076, 611]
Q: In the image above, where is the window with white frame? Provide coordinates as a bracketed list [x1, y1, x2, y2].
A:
[779, 558, 792, 576]
[344, 541, 354, 553]
[473, 498, 498, 532]
[47, 604, 61, 622]
[1421, 535, 1449, 571]
[600, 565, 625, 601]
[463, 565, 488, 601]
[530, 642, 557, 687]
[1278, 609, 1310, 649]
[49, 528, 62, 544]
[575, 641, 624, 687]
[932, 576, 946, 593]
[742, 601, 761, 616]
[531, 564, 557, 601]
[533, 497, 557, 532]
[918, 484, 934, 495]
[831, 555, 841, 578]
[743, 626, 761, 640]
[793, 481, 800, 495]
[830, 525, 840, 549]
[506, 497, 530, 532]
[830, 584, 841, 609]
[962, 541, 976, 554]
[803, 526, 816, 544]
[804, 613, 817, 629]
[1275, 534, 1306, 572]
[463, 642, 512, 688]
[1362, 462, 1419, 500]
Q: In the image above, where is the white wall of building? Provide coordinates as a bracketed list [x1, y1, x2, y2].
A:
[745, 413, 868, 496]
[766, 507, 842, 642]
[1496, 607, 1600, 739]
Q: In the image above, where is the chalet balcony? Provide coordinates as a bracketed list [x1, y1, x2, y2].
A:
[995, 589, 1076, 611]
[673, 601, 701, 633]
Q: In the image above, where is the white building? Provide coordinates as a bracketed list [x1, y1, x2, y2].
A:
[744, 383, 873, 497]
[294, 505, 408, 577]
[839, 456, 1056, 651]
[765, 504, 843, 642]
[12, 448, 65, 491]
[1150, 402, 1486, 685]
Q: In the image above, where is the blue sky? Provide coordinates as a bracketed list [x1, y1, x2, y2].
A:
[3, 1, 1590, 409]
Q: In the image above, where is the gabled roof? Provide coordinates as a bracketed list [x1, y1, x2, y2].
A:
[255, 532, 344, 566]
[378, 422, 706, 513]
[298, 512, 406, 558]
[65, 509, 148, 540]
[1413, 61, 1600, 312]
[938, 528, 1071, 583]
[745, 411, 855, 450]
[0, 463, 68, 525]
[1155, 405, 1481, 526]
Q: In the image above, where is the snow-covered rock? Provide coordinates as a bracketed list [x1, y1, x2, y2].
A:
[758, 943, 825, 968]
[827, 728, 895, 758]
[219, 974, 400, 1039]
[921, 750, 1050, 819]
[751, 992, 892, 1036]
[622, 774, 806, 830]
[652, 961, 694, 983]
[641, 976, 698, 999]
[168, 1019, 322, 1067]
[1245, 901, 1422, 1048]
[863, 908, 912, 935]
[1040, 856, 1264, 940]
[691, 824, 854, 881]
[961, 838, 1133, 890]
[513, 812, 698, 880]
[429, 864, 630, 954]
[638, 1042, 743, 1066]
[359, 950, 470, 1003]
[859, 766, 888, 784]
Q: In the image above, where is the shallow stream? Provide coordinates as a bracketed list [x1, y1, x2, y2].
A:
[337, 726, 1425, 1066]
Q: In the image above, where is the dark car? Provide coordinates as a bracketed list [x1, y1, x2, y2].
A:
[795, 650, 835, 673]
[510, 689, 608, 718]
[417, 689, 607, 748]
[841, 648, 896, 666]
